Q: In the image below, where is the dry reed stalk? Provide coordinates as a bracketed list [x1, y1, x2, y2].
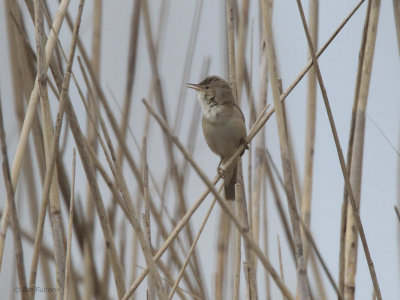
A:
[116, 0, 141, 166]
[247, 111, 254, 255]
[344, 1, 381, 299]
[142, 137, 156, 299]
[0, 0, 72, 270]
[226, 0, 238, 98]
[140, 0, 172, 237]
[227, 1, 258, 298]
[294, 0, 382, 299]
[218, 9, 240, 300]
[252, 31, 269, 271]
[260, 0, 311, 298]
[233, 186, 242, 300]
[393, 0, 400, 52]
[262, 179, 271, 300]
[63, 149, 76, 300]
[215, 206, 231, 300]
[180, 61, 212, 292]
[395, 207, 400, 223]
[168, 197, 217, 299]
[91, 0, 102, 76]
[301, 0, 319, 262]
[338, 1, 373, 295]
[277, 235, 285, 300]
[83, 0, 102, 297]
[138, 99, 294, 300]
[263, 152, 296, 260]
[155, 262, 192, 300]
[34, 1, 66, 296]
[309, 252, 327, 300]
[236, 179, 258, 299]
[84, 140, 129, 212]
[173, 0, 204, 133]
[299, 219, 342, 299]
[142, 137, 151, 249]
[28, 1, 87, 297]
[0, 96, 28, 299]
[182, 57, 211, 178]
[235, 0, 249, 104]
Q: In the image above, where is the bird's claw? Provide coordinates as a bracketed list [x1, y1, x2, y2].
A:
[217, 167, 225, 178]
[240, 139, 249, 156]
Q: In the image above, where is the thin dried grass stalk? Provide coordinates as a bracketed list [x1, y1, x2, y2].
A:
[142, 137, 157, 300]
[215, 207, 231, 300]
[63, 149, 76, 300]
[83, 0, 103, 297]
[277, 235, 285, 300]
[233, 186, 242, 300]
[235, 0, 249, 104]
[227, 1, 257, 298]
[168, 197, 217, 299]
[301, 0, 319, 262]
[173, 0, 204, 133]
[338, 1, 372, 294]
[344, 1, 381, 299]
[251, 33, 268, 274]
[260, 0, 311, 298]
[237, 180, 258, 299]
[117, 0, 141, 165]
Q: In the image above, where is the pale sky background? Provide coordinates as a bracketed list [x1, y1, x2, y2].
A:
[1, 0, 400, 299]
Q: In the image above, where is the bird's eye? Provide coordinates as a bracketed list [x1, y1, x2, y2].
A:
[205, 85, 210, 90]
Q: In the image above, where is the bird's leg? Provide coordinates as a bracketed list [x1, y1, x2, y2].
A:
[217, 158, 225, 178]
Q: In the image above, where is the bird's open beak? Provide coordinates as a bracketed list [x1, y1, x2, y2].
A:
[186, 83, 202, 91]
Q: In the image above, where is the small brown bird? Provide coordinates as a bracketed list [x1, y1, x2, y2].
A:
[187, 76, 247, 200]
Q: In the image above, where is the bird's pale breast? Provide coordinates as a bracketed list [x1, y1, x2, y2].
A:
[201, 105, 246, 159]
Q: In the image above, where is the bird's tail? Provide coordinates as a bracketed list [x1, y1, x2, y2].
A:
[224, 162, 237, 201]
